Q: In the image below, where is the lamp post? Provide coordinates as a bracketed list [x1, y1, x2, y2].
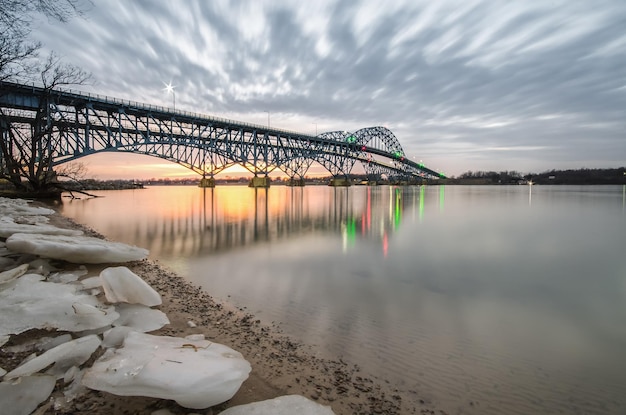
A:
[164, 82, 176, 110]
[264, 111, 270, 128]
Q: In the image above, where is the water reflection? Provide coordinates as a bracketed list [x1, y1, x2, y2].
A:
[59, 185, 626, 415]
[66, 186, 433, 259]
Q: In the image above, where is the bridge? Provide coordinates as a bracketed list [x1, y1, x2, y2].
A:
[0, 80, 444, 187]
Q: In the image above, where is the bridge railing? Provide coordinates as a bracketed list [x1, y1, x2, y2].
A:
[2, 80, 316, 139]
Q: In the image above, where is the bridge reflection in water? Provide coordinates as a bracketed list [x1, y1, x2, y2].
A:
[67, 185, 443, 261]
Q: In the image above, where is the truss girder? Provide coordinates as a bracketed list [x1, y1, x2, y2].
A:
[0, 81, 444, 180]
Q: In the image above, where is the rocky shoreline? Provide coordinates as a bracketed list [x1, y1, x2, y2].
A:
[1, 200, 440, 415]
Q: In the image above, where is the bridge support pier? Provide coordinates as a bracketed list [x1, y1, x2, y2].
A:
[286, 177, 305, 187]
[329, 177, 352, 187]
[198, 177, 216, 188]
[249, 176, 271, 188]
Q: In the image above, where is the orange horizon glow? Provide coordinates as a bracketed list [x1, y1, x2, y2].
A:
[73, 152, 335, 180]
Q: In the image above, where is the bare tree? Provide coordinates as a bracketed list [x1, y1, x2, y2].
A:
[0, 0, 86, 81]
[0, 0, 91, 195]
[0, 52, 91, 193]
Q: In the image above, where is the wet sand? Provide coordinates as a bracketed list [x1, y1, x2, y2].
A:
[1, 207, 442, 414]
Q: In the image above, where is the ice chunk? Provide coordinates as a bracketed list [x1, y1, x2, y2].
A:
[113, 303, 169, 332]
[0, 375, 56, 415]
[0, 217, 83, 237]
[28, 258, 58, 276]
[102, 326, 133, 348]
[0, 274, 119, 336]
[80, 276, 102, 290]
[219, 395, 336, 415]
[5, 334, 101, 380]
[41, 334, 73, 352]
[100, 267, 161, 306]
[12, 215, 50, 225]
[82, 332, 251, 409]
[0, 264, 29, 285]
[185, 334, 205, 341]
[6, 233, 149, 264]
[3, 334, 72, 354]
[0, 197, 55, 216]
[47, 268, 88, 284]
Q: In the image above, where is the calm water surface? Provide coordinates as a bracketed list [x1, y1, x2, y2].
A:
[60, 185, 626, 414]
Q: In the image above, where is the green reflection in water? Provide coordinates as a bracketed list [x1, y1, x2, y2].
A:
[439, 185, 445, 212]
[419, 185, 425, 221]
[394, 188, 402, 229]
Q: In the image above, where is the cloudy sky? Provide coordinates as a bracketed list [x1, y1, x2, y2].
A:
[28, 0, 626, 179]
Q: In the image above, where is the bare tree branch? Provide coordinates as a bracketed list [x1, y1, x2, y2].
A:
[40, 51, 91, 88]
[1, 0, 93, 196]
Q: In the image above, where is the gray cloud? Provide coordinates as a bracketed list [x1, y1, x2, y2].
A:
[28, 0, 626, 176]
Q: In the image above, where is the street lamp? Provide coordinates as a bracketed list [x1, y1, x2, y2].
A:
[264, 111, 270, 128]
[163, 82, 176, 110]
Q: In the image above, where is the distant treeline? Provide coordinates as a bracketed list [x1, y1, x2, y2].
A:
[444, 167, 626, 185]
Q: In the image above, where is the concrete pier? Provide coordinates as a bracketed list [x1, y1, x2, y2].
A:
[328, 177, 352, 187]
[249, 176, 271, 188]
[198, 177, 216, 188]
[286, 178, 305, 187]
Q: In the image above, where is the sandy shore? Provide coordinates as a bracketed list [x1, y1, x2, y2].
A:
[1, 206, 442, 415]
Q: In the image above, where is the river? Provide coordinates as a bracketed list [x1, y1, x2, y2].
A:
[59, 184, 626, 414]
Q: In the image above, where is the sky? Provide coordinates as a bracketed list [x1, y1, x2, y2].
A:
[27, 0, 626, 179]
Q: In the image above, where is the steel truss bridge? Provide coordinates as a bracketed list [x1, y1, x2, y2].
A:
[0, 81, 444, 185]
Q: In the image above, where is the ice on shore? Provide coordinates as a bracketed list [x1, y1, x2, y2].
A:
[82, 332, 251, 409]
[113, 303, 170, 332]
[0, 197, 55, 216]
[12, 214, 50, 225]
[0, 217, 83, 238]
[0, 375, 56, 415]
[0, 274, 119, 336]
[4, 335, 101, 380]
[0, 197, 256, 412]
[80, 276, 102, 290]
[0, 264, 29, 284]
[100, 266, 162, 306]
[218, 395, 336, 415]
[5, 233, 149, 264]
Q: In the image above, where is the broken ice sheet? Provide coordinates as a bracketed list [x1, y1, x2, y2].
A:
[0, 217, 83, 238]
[6, 233, 149, 264]
[100, 266, 162, 306]
[0, 274, 119, 337]
[0, 375, 56, 415]
[113, 303, 169, 332]
[218, 395, 336, 415]
[82, 332, 251, 409]
[0, 264, 29, 285]
[79, 276, 102, 290]
[5, 334, 101, 380]
[0, 197, 55, 216]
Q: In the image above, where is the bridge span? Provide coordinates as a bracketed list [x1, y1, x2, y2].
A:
[0, 81, 444, 186]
